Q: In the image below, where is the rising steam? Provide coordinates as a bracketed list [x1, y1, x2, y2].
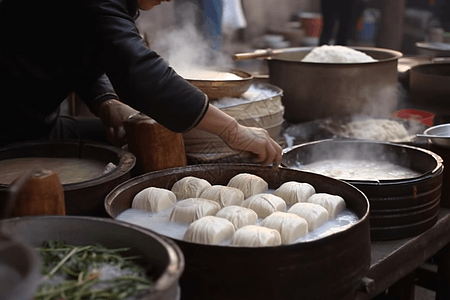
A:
[150, 3, 234, 75]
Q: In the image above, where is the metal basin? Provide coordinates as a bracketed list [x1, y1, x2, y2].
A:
[267, 46, 402, 123]
[105, 164, 371, 300]
[0, 215, 184, 300]
[0, 141, 135, 216]
[422, 123, 450, 149]
[282, 139, 444, 240]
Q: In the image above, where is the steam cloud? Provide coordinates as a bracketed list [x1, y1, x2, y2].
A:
[151, 3, 234, 75]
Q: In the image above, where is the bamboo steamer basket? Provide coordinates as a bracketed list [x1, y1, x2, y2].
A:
[183, 83, 284, 162]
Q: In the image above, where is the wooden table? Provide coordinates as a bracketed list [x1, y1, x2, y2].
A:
[351, 208, 450, 299]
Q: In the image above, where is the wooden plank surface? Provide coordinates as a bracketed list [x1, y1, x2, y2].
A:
[366, 208, 450, 298]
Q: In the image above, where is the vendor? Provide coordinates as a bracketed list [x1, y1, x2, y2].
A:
[0, 0, 282, 166]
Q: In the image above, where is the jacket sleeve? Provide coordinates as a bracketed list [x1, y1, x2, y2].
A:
[84, 0, 209, 133]
[74, 73, 119, 116]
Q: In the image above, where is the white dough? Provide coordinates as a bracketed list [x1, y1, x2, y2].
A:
[171, 176, 212, 200]
[200, 185, 245, 207]
[183, 216, 235, 245]
[307, 193, 346, 219]
[131, 187, 177, 213]
[241, 193, 286, 218]
[261, 212, 308, 244]
[287, 202, 329, 231]
[215, 205, 258, 229]
[227, 173, 268, 199]
[230, 225, 281, 247]
[273, 181, 316, 205]
[169, 198, 221, 223]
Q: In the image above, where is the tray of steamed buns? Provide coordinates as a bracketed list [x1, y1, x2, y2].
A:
[105, 164, 370, 248]
[105, 164, 371, 300]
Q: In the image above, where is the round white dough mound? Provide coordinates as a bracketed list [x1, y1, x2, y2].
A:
[287, 202, 329, 231]
[261, 212, 308, 244]
[273, 181, 316, 205]
[132, 187, 177, 213]
[230, 225, 281, 247]
[215, 205, 258, 229]
[227, 173, 268, 199]
[171, 176, 212, 200]
[301, 45, 377, 63]
[169, 198, 221, 223]
[307, 193, 346, 219]
[183, 216, 236, 245]
[242, 193, 286, 218]
[200, 185, 245, 207]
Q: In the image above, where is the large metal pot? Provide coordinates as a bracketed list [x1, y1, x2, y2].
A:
[410, 63, 450, 117]
[105, 164, 371, 300]
[0, 215, 184, 300]
[267, 47, 402, 122]
[282, 140, 444, 240]
[0, 141, 135, 216]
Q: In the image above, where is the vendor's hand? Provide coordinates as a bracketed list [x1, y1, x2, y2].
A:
[219, 121, 283, 166]
[97, 99, 140, 147]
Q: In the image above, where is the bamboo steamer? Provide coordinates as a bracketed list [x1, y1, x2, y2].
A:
[183, 83, 284, 162]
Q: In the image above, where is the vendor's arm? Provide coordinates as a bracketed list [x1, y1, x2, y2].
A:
[195, 105, 282, 166]
[85, 0, 207, 133]
[75, 73, 139, 146]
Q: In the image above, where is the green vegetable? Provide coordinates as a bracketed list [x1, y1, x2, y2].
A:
[35, 240, 153, 300]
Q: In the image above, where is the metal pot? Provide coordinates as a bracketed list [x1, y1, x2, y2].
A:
[282, 139, 444, 240]
[0, 141, 135, 216]
[0, 215, 184, 300]
[105, 164, 371, 300]
[266, 47, 402, 123]
[0, 232, 41, 300]
[410, 63, 450, 117]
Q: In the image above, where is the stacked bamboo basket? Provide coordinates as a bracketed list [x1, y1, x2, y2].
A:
[183, 83, 284, 162]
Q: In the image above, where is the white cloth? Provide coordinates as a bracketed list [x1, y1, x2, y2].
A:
[222, 0, 247, 29]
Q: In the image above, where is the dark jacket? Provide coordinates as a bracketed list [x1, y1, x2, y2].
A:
[0, 0, 208, 144]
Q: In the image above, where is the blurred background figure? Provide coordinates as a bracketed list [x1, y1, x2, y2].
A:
[319, 0, 365, 46]
[174, 0, 223, 51]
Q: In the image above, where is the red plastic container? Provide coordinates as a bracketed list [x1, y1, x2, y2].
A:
[390, 109, 435, 126]
[299, 12, 323, 37]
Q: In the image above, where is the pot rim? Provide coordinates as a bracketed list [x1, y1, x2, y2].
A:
[267, 46, 403, 65]
[0, 140, 136, 190]
[105, 163, 370, 249]
[282, 139, 444, 185]
[0, 214, 185, 295]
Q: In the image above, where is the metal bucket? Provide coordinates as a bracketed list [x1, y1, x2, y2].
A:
[267, 47, 402, 123]
[282, 139, 444, 240]
[105, 164, 371, 300]
[0, 141, 135, 216]
[0, 215, 184, 300]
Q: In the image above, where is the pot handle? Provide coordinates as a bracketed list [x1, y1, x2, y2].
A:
[233, 49, 276, 61]
[356, 277, 376, 294]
